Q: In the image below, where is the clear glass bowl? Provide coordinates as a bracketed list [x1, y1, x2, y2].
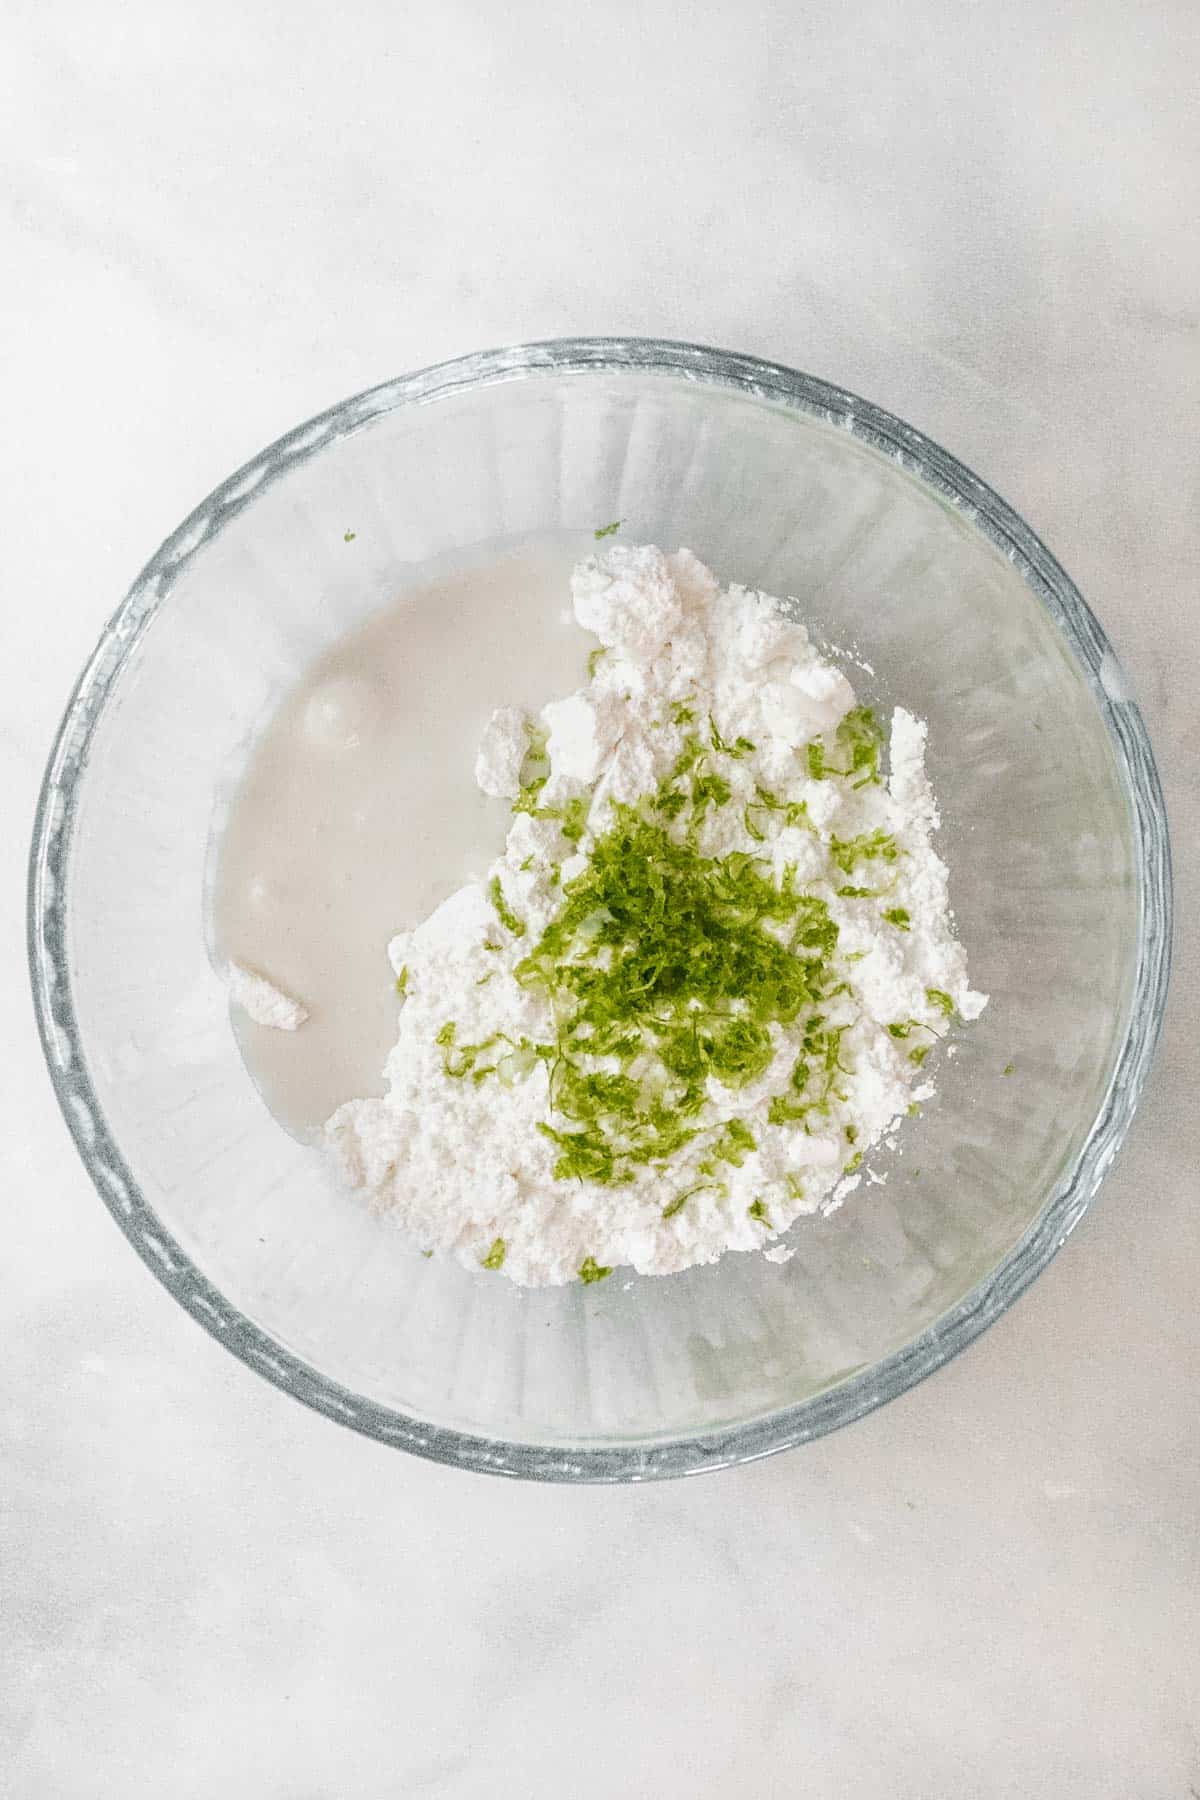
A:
[28, 339, 1171, 1480]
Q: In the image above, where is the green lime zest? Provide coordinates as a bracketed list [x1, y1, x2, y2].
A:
[883, 907, 911, 930]
[670, 733, 705, 779]
[488, 875, 525, 938]
[663, 1178, 725, 1221]
[926, 987, 956, 1018]
[748, 1197, 772, 1227]
[1002, 1061, 1015, 1076]
[511, 718, 591, 847]
[744, 785, 812, 842]
[830, 830, 900, 875]
[578, 1256, 612, 1282]
[559, 796, 589, 843]
[645, 731, 756, 844]
[844, 1150, 863, 1174]
[690, 769, 732, 824]
[512, 804, 842, 1186]
[437, 1021, 504, 1080]
[888, 1017, 943, 1048]
[909, 1044, 930, 1067]
[537, 1120, 616, 1184]
[805, 707, 883, 787]
[709, 716, 756, 759]
[767, 1016, 848, 1126]
[840, 707, 885, 787]
[712, 1118, 756, 1166]
[510, 719, 551, 817]
[343, 528, 356, 542]
[394, 965, 409, 996]
[593, 519, 622, 539]
[481, 1237, 507, 1270]
[587, 646, 608, 678]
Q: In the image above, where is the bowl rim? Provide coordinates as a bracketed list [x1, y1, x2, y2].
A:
[28, 336, 1173, 1482]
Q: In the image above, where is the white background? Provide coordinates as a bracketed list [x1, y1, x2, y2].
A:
[3, 4, 1198, 1795]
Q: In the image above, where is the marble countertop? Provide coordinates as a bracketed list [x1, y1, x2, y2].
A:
[4, 3, 1197, 1795]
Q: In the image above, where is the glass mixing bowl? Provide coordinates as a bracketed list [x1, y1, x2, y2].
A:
[29, 340, 1171, 1480]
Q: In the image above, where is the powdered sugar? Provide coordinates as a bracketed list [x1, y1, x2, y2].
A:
[473, 705, 527, 798]
[325, 545, 986, 1286]
[227, 964, 309, 1031]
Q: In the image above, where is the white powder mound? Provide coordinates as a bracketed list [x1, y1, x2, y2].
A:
[473, 705, 527, 798]
[325, 544, 986, 1287]
[227, 964, 309, 1031]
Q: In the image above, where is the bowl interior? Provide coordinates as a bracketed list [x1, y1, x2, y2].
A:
[36, 353, 1157, 1474]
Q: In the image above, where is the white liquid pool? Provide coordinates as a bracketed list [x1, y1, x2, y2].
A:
[211, 536, 592, 1134]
